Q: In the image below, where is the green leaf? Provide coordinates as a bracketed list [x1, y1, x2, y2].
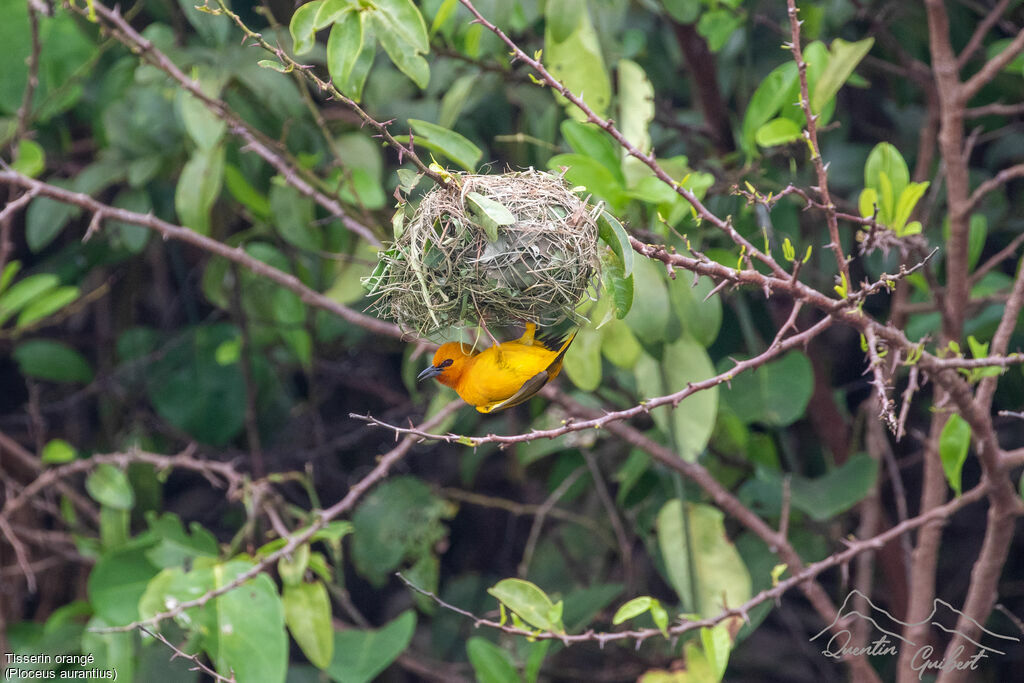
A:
[372, 0, 429, 52]
[939, 413, 971, 496]
[315, 0, 354, 29]
[110, 188, 153, 254]
[892, 181, 930, 235]
[13, 339, 94, 383]
[612, 596, 653, 624]
[755, 118, 802, 147]
[741, 62, 799, 156]
[86, 464, 135, 510]
[327, 611, 416, 683]
[544, 7, 611, 121]
[212, 561, 288, 683]
[465, 191, 516, 241]
[701, 622, 733, 681]
[26, 181, 78, 252]
[466, 637, 520, 683]
[650, 600, 669, 636]
[16, 285, 79, 328]
[623, 255, 670, 342]
[224, 164, 271, 219]
[88, 545, 159, 625]
[406, 119, 481, 171]
[0, 273, 59, 326]
[864, 142, 909, 206]
[487, 578, 565, 633]
[596, 210, 633, 276]
[661, 0, 700, 23]
[175, 144, 225, 235]
[719, 351, 813, 426]
[271, 183, 321, 251]
[788, 454, 879, 521]
[0, 260, 21, 294]
[634, 336, 718, 461]
[600, 318, 641, 368]
[290, 0, 325, 55]
[811, 38, 874, 113]
[144, 512, 219, 568]
[858, 187, 879, 220]
[333, 13, 376, 101]
[968, 214, 987, 271]
[669, 275, 722, 348]
[350, 476, 452, 586]
[12, 139, 45, 177]
[697, 9, 743, 53]
[561, 120, 624, 183]
[547, 153, 627, 211]
[284, 581, 335, 669]
[41, 438, 76, 464]
[617, 59, 655, 159]
[657, 500, 752, 618]
[430, 0, 459, 36]
[177, 67, 227, 150]
[370, 15, 430, 90]
[146, 323, 245, 445]
[563, 324, 602, 392]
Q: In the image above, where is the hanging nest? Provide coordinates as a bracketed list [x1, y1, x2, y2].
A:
[367, 170, 601, 336]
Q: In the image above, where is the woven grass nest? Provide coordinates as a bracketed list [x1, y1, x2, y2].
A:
[368, 170, 601, 336]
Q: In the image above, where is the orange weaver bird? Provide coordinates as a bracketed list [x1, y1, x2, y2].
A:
[417, 323, 578, 413]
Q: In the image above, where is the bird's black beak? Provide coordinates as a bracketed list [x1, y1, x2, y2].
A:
[417, 365, 443, 381]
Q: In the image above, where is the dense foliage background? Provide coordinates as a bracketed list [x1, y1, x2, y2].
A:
[2, 1, 1024, 681]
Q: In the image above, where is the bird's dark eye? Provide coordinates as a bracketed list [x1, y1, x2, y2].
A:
[439, 358, 454, 368]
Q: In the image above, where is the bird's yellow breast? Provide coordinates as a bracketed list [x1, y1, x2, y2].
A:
[454, 343, 561, 408]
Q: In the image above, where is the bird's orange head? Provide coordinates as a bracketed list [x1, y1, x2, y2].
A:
[416, 342, 474, 388]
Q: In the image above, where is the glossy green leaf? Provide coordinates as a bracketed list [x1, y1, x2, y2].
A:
[755, 118, 802, 147]
[12, 139, 45, 177]
[178, 68, 227, 150]
[600, 318, 641, 368]
[634, 336, 718, 461]
[327, 611, 415, 683]
[0, 273, 59, 326]
[697, 9, 743, 52]
[86, 464, 135, 510]
[315, 0, 353, 29]
[669, 275, 722, 348]
[596, 210, 633, 276]
[561, 120, 623, 182]
[26, 181, 78, 252]
[0, 260, 21, 294]
[145, 323, 245, 445]
[271, 183, 321, 251]
[284, 581, 335, 669]
[88, 545, 160, 625]
[290, 0, 324, 55]
[487, 578, 565, 633]
[467, 637, 519, 683]
[811, 38, 874, 113]
[657, 500, 752, 618]
[864, 142, 909, 205]
[144, 512, 219, 568]
[741, 62, 799, 155]
[212, 561, 288, 683]
[373, 0, 429, 52]
[351, 476, 452, 585]
[662, 0, 700, 23]
[406, 119, 482, 171]
[465, 191, 516, 241]
[370, 12, 430, 89]
[623, 256, 670, 343]
[701, 622, 733, 681]
[175, 144, 225, 235]
[939, 413, 971, 496]
[563, 324, 602, 391]
[789, 454, 878, 520]
[544, 8, 611, 121]
[41, 438, 76, 464]
[16, 285, 79, 328]
[612, 596, 653, 624]
[13, 339, 94, 383]
[547, 153, 627, 211]
[719, 351, 813, 427]
[110, 188, 152, 254]
[892, 181, 930, 235]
